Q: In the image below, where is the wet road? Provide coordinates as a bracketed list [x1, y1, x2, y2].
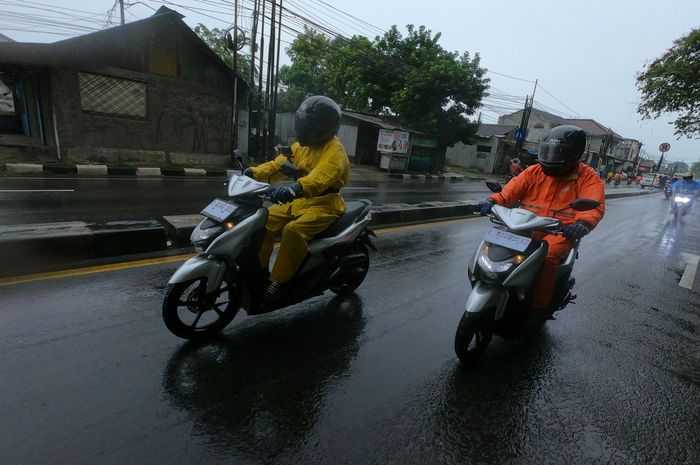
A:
[2, 194, 700, 464]
[0, 175, 492, 225]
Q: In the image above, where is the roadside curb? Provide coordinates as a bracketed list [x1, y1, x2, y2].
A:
[2, 162, 231, 178]
[0, 189, 658, 277]
[387, 173, 466, 183]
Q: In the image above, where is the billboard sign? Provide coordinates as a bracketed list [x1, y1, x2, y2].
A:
[377, 129, 410, 154]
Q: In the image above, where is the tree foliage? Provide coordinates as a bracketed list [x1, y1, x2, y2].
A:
[278, 25, 489, 148]
[194, 24, 253, 83]
[637, 28, 700, 138]
[691, 161, 700, 177]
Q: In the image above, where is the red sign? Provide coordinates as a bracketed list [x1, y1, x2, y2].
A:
[659, 142, 671, 152]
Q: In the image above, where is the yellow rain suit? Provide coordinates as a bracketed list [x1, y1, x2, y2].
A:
[250, 137, 350, 283]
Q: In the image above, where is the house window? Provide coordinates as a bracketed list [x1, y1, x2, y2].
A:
[0, 77, 30, 135]
[79, 72, 146, 118]
[476, 144, 492, 153]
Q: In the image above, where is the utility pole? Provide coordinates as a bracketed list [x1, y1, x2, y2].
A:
[264, 0, 277, 158]
[247, 0, 259, 159]
[230, 0, 240, 153]
[119, 0, 125, 25]
[257, 0, 266, 159]
[271, 0, 283, 141]
[513, 79, 537, 158]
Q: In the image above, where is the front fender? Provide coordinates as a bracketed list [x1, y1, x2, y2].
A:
[465, 282, 508, 318]
[168, 255, 226, 294]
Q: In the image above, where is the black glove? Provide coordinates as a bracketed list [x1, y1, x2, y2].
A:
[243, 167, 255, 178]
[280, 160, 300, 179]
[561, 221, 590, 240]
[478, 200, 494, 216]
[270, 183, 303, 204]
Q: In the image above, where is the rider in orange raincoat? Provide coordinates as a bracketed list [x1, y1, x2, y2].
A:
[481, 125, 605, 312]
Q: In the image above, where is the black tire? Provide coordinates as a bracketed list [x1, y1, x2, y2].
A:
[330, 243, 370, 296]
[162, 277, 241, 340]
[454, 310, 493, 367]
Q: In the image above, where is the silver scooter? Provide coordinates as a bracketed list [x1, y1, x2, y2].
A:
[455, 182, 600, 366]
[162, 174, 375, 340]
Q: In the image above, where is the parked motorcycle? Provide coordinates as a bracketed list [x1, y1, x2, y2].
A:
[162, 174, 375, 339]
[454, 182, 600, 366]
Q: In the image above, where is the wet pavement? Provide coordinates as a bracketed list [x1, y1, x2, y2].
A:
[0, 175, 493, 225]
[1, 194, 700, 464]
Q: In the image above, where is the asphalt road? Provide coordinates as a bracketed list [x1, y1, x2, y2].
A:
[0, 175, 493, 225]
[2, 193, 700, 464]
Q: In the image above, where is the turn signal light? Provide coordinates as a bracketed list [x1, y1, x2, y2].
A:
[224, 221, 235, 230]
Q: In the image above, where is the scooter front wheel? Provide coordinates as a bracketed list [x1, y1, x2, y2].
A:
[162, 277, 240, 340]
[454, 310, 493, 368]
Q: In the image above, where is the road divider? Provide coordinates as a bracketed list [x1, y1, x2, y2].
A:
[0, 189, 658, 277]
[76, 164, 108, 176]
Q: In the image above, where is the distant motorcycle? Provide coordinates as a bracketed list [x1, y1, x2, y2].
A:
[162, 174, 375, 339]
[454, 182, 600, 367]
[671, 192, 692, 224]
[664, 183, 673, 200]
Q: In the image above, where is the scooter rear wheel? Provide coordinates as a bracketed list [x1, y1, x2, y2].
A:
[162, 277, 240, 339]
[455, 310, 493, 368]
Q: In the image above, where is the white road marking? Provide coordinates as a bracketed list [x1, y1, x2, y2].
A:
[0, 189, 75, 193]
[679, 253, 700, 290]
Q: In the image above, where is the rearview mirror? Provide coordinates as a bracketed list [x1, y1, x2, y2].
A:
[486, 181, 502, 193]
[569, 198, 600, 211]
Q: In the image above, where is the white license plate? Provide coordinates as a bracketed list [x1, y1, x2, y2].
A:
[201, 199, 237, 222]
[484, 228, 531, 252]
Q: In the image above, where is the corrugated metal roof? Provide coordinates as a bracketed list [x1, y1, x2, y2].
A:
[343, 110, 421, 133]
[477, 124, 516, 138]
[564, 118, 622, 138]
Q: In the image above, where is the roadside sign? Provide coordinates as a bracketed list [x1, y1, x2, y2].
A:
[377, 129, 409, 154]
[659, 142, 671, 152]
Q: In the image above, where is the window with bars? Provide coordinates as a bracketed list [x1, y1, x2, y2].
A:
[78, 72, 147, 118]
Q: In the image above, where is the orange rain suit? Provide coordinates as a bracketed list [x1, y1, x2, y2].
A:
[489, 163, 605, 308]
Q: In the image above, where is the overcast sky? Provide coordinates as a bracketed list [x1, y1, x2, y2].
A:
[4, 0, 699, 163]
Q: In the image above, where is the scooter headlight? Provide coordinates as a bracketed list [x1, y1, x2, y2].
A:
[674, 195, 691, 204]
[476, 245, 526, 280]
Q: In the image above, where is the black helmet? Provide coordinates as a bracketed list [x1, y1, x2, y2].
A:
[538, 125, 587, 176]
[294, 95, 341, 147]
[683, 174, 694, 181]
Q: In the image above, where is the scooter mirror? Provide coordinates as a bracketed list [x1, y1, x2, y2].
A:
[486, 181, 503, 193]
[569, 198, 600, 211]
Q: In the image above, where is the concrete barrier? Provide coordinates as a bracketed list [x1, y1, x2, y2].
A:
[76, 164, 108, 176]
[136, 167, 162, 176]
[5, 163, 43, 174]
[2, 189, 658, 277]
[0, 220, 167, 277]
[184, 168, 206, 176]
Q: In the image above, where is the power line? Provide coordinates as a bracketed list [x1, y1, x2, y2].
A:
[537, 83, 580, 117]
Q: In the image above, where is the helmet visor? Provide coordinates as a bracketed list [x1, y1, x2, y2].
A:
[538, 140, 567, 165]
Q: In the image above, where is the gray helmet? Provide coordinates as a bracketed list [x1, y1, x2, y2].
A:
[538, 125, 587, 176]
[294, 95, 341, 147]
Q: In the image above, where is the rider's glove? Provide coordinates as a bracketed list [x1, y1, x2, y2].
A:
[478, 200, 495, 216]
[243, 167, 255, 178]
[561, 221, 590, 240]
[279, 160, 300, 179]
[270, 183, 303, 204]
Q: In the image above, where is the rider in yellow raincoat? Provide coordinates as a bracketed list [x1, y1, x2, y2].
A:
[247, 96, 350, 302]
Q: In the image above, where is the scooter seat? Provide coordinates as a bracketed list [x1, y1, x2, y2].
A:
[315, 200, 372, 239]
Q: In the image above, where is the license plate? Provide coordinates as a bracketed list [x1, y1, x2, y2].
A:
[483, 228, 531, 252]
[201, 199, 237, 222]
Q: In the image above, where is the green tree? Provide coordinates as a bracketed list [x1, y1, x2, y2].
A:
[637, 28, 700, 137]
[691, 161, 700, 177]
[194, 24, 252, 83]
[278, 25, 488, 148]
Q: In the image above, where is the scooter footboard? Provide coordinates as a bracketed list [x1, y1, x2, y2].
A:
[465, 282, 509, 318]
[168, 255, 226, 294]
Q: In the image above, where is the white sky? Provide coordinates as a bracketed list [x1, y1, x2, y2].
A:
[3, 0, 699, 163]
